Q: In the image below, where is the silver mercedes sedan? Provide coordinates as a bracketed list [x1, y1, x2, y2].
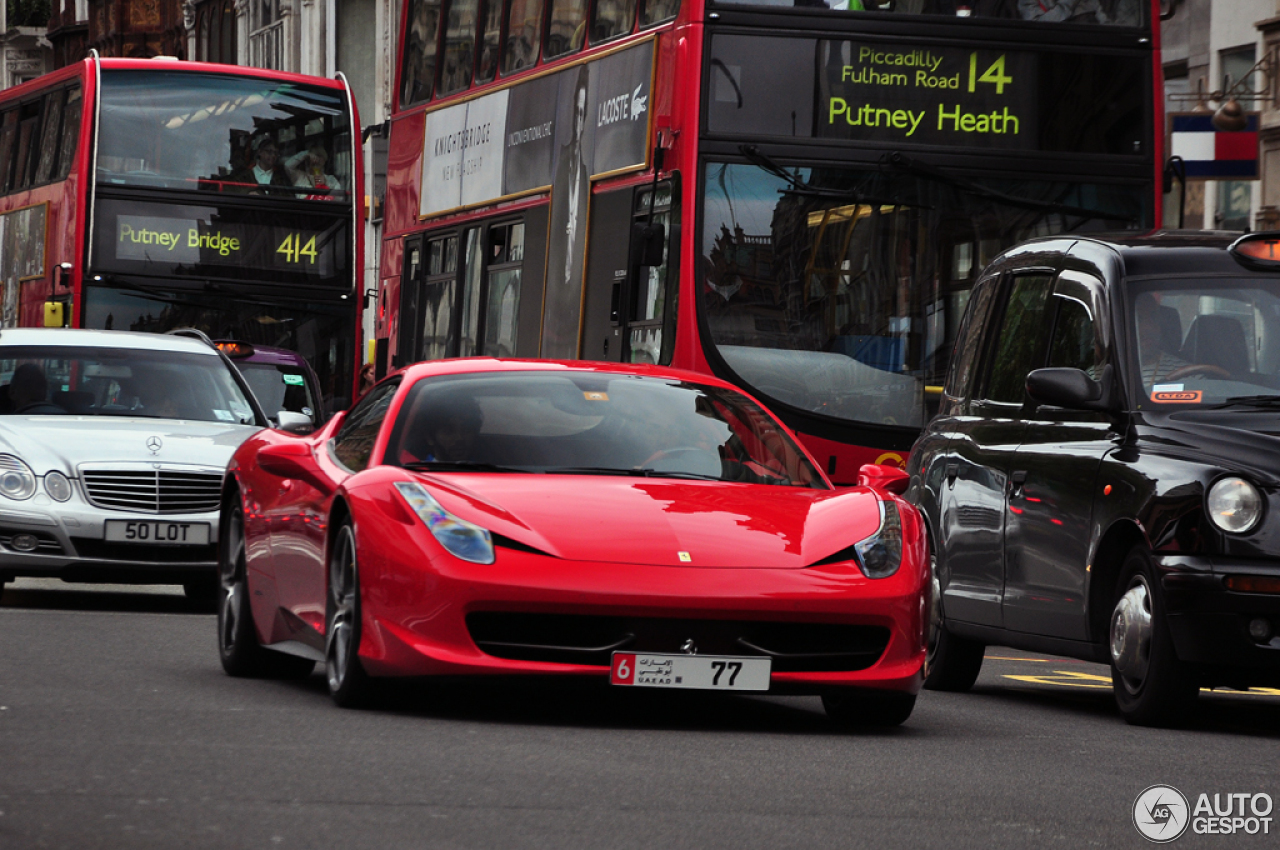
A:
[0, 328, 271, 606]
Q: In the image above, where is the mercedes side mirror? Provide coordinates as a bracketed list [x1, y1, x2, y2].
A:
[274, 410, 315, 434]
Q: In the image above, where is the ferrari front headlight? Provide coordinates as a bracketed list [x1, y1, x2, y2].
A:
[1207, 476, 1263, 534]
[855, 499, 903, 579]
[394, 481, 495, 564]
[0, 454, 36, 501]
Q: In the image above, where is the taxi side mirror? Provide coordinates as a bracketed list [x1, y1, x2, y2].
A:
[1026, 366, 1117, 413]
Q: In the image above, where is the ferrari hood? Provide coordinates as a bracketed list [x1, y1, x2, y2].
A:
[418, 474, 887, 568]
[0, 416, 261, 475]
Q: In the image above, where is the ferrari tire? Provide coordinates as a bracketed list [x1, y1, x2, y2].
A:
[1109, 546, 1198, 727]
[923, 551, 986, 692]
[326, 521, 375, 708]
[822, 689, 916, 728]
[218, 496, 315, 679]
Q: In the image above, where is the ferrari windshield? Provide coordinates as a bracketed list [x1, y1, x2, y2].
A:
[0, 345, 257, 423]
[387, 371, 825, 488]
[1129, 278, 1280, 409]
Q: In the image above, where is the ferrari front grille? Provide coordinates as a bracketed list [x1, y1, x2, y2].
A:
[466, 613, 891, 672]
[81, 469, 222, 514]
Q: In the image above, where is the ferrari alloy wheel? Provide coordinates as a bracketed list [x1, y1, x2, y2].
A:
[218, 495, 315, 679]
[922, 549, 986, 692]
[1109, 546, 1198, 727]
[326, 521, 374, 708]
[822, 689, 916, 728]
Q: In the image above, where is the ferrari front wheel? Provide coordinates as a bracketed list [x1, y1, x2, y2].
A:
[326, 521, 375, 708]
[218, 496, 314, 679]
[822, 689, 916, 728]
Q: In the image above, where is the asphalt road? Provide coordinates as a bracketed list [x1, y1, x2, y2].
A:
[1, 578, 1278, 850]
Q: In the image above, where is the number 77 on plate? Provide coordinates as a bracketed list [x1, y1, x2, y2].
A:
[610, 652, 771, 691]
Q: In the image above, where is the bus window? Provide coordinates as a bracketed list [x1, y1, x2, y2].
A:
[591, 0, 636, 43]
[401, 0, 443, 107]
[34, 91, 65, 185]
[503, 0, 544, 73]
[545, 0, 587, 60]
[12, 102, 41, 191]
[640, 0, 678, 26]
[0, 111, 17, 193]
[476, 0, 505, 84]
[56, 87, 81, 181]
[441, 0, 480, 96]
[460, 228, 483, 356]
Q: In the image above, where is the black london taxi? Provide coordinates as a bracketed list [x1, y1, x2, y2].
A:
[908, 231, 1280, 727]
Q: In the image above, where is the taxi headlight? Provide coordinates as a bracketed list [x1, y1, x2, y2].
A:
[1207, 477, 1263, 534]
[855, 500, 903, 579]
[0, 455, 36, 501]
[44, 471, 72, 502]
[394, 481, 495, 564]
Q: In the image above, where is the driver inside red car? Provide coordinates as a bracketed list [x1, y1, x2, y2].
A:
[401, 396, 483, 463]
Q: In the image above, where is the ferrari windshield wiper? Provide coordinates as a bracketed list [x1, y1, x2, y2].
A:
[403, 460, 526, 473]
[1204, 395, 1280, 410]
[548, 466, 721, 481]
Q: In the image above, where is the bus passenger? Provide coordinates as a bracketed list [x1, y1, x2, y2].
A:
[285, 144, 342, 196]
[232, 134, 293, 193]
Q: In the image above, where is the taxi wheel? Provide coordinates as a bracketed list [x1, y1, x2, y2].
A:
[326, 521, 375, 708]
[822, 689, 916, 728]
[1109, 546, 1198, 727]
[923, 551, 986, 692]
[218, 497, 315, 679]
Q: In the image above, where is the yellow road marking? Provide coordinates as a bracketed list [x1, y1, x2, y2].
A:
[1001, 670, 1280, 698]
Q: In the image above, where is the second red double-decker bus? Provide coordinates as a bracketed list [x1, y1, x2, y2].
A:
[0, 56, 364, 411]
[379, 0, 1160, 482]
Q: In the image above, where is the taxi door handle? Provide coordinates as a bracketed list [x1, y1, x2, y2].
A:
[1009, 470, 1027, 498]
[945, 463, 958, 486]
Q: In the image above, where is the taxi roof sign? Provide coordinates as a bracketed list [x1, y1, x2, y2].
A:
[1229, 232, 1280, 269]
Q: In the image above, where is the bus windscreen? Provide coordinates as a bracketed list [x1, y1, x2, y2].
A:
[97, 71, 353, 201]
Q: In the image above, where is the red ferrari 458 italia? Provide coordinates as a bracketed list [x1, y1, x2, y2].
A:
[217, 359, 929, 726]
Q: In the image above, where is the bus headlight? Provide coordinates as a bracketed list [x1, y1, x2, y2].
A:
[0, 455, 36, 501]
[1207, 477, 1263, 534]
[394, 481, 495, 564]
[855, 500, 903, 579]
[44, 471, 73, 502]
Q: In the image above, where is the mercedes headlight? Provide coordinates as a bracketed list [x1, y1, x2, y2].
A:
[1207, 477, 1263, 534]
[0, 454, 36, 501]
[394, 481, 495, 564]
[855, 499, 903, 579]
[44, 471, 72, 502]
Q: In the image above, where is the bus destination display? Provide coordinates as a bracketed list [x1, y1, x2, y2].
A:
[817, 42, 1037, 148]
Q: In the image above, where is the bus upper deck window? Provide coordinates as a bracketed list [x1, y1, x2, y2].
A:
[503, 0, 544, 74]
[476, 0, 504, 84]
[640, 0, 677, 26]
[591, 0, 636, 43]
[440, 0, 479, 96]
[544, 0, 587, 60]
[401, 0, 443, 107]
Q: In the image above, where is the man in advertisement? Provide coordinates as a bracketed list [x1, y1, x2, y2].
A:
[541, 65, 592, 359]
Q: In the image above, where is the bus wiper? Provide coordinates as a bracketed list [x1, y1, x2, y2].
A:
[403, 460, 526, 473]
[548, 466, 721, 481]
[1204, 395, 1280, 410]
[882, 151, 1136, 224]
[738, 145, 901, 204]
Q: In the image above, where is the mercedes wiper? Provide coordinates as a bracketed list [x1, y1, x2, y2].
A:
[882, 151, 1136, 225]
[403, 460, 527, 473]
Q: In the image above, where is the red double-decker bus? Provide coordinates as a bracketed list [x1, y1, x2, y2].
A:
[379, 0, 1161, 482]
[0, 56, 365, 410]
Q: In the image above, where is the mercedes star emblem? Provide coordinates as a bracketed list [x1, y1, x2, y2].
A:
[146, 436, 163, 453]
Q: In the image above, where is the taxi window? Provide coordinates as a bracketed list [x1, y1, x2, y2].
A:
[943, 277, 997, 403]
[1047, 272, 1105, 377]
[982, 274, 1052, 404]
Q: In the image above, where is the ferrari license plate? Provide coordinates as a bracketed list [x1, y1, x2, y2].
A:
[610, 652, 771, 691]
[104, 520, 210, 546]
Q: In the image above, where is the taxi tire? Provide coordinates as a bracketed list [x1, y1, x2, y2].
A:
[923, 551, 986, 692]
[218, 496, 316, 679]
[325, 521, 376, 709]
[1109, 546, 1198, 727]
[822, 689, 916, 728]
